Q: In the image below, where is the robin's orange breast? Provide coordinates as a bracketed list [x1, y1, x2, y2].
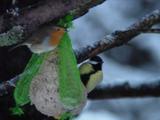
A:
[49, 28, 65, 46]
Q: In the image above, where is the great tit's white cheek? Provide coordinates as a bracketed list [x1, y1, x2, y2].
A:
[89, 61, 98, 65]
[79, 63, 94, 75]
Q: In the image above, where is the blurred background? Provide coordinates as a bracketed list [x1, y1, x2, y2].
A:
[68, 0, 160, 120]
[0, 0, 160, 120]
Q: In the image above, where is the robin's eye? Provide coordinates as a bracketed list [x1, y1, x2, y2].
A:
[56, 28, 61, 31]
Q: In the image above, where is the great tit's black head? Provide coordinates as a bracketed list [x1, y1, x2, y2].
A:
[90, 56, 103, 65]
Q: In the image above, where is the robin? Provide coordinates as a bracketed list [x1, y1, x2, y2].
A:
[10, 26, 66, 54]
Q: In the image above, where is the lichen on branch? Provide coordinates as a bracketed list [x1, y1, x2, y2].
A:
[0, 26, 24, 46]
[0, 0, 105, 46]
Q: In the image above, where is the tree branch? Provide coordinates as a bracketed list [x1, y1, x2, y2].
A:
[88, 80, 160, 100]
[0, 0, 105, 46]
[1, 76, 160, 100]
[140, 28, 160, 33]
[0, 9, 160, 98]
[0, 76, 18, 96]
[76, 9, 160, 63]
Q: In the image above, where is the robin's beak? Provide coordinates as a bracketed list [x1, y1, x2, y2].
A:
[64, 29, 68, 32]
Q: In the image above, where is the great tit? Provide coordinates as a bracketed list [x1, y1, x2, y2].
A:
[79, 56, 103, 93]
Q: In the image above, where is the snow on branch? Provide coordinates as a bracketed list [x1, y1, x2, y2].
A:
[76, 9, 160, 63]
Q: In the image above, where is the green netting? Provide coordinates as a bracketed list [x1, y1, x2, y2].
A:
[14, 52, 49, 106]
[58, 33, 85, 108]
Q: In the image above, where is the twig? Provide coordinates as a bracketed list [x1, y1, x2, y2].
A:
[0, 75, 19, 96]
[88, 80, 160, 100]
[76, 9, 160, 63]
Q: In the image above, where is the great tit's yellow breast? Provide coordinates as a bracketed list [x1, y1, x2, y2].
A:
[86, 71, 103, 93]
